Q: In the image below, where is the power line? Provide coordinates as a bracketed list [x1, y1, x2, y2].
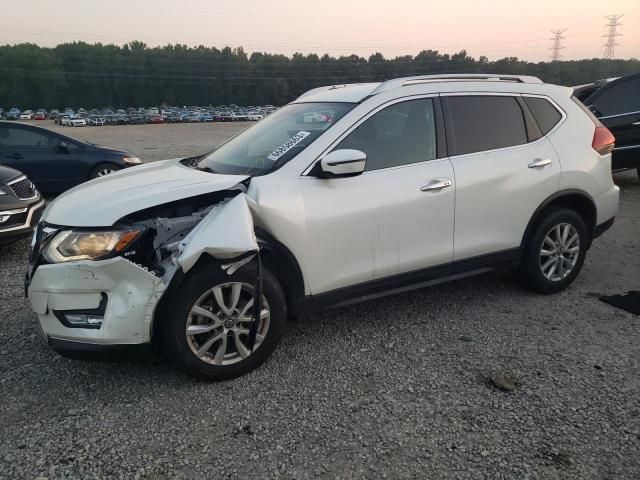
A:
[603, 14, 623, 59]
[549, 29, 567, 62]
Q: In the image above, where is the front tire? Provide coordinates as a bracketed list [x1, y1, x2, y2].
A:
[161, 263, 286, 380]
[518, 208, 589, 294]
[90, 163, 121, 179]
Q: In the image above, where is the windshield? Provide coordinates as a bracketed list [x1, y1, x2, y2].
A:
[197, 102, 355, 175]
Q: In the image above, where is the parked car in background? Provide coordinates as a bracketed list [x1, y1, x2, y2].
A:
[34, 109, 48, 120]
[49, 109, 60, 120]
[88, 115, 106, 126]
[147, 113, 164, 124]
[574, 73, 640, 180]
[247, 112, 264, 121]
[0, 121, 141, 193]
[127, 114, 145, 125]
[0, 108, 5, 119]
[20, 110, 34, 120]
[72, 116, 87, 127]
[109, 113, 128, 125]
[6, 108, 20, 120]
[0, 165, 44, 244]
[25, 74, 618, 380]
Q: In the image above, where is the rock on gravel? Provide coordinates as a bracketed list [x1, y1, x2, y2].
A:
[0, 169, 639, 479]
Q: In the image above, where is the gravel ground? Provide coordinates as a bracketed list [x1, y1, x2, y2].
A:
[0, 160, 638, 478]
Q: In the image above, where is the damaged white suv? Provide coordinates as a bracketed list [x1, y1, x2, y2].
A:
[27, 74, 619, 380]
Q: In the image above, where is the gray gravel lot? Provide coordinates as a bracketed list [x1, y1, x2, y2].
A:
[1, 157, 639, 478]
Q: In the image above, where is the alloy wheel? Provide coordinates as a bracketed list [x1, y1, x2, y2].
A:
[185, 282, 270, 366]
[539, 223, 580, 282]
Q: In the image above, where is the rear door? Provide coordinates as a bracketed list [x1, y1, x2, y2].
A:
[586, 75, 640, 171]
[442, 94, 561, 262]
[0, 124, 86, 191]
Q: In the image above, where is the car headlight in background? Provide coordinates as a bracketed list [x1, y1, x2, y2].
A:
[123, 157, 142, 165]
[43, 228, 143, 263]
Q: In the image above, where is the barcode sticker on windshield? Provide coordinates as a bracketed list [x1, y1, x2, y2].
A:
[267, 131, 311, 161]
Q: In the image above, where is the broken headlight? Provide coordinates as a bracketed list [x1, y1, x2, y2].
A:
[43, 228, 143, 263]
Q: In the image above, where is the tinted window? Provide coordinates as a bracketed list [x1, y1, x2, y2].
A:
[445, 96, 527, 156]
[0, 126, 53, 147]
[335, 98, 436, 171]
[524, 97, 562, 135]
[590, 78, 640, 116]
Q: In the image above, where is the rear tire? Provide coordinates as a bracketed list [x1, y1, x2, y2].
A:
[161, 263, 286, 381]
[517, 208, 589, 294]
[90, 163, 120, 179]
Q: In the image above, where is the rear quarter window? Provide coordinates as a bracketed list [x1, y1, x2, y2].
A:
[523, 97, 563, 135]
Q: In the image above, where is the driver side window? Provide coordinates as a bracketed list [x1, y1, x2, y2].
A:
[334, 98, 437, 172]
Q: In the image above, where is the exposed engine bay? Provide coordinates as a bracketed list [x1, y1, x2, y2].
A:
[116, 185, 250, 280]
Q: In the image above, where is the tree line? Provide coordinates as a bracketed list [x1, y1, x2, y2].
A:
[0, 41, 638, 109]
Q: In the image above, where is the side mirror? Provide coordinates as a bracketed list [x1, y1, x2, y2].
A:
[317, 149, 366, 178]
[55, 141, 69, 153]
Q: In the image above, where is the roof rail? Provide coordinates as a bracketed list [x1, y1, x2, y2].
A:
[370, 74, 543, 96]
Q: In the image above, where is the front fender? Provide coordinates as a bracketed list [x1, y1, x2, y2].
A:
[177, 193, 258, 273]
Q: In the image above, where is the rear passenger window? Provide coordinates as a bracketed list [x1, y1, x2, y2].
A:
[524, 97, 562, 134]
[444, 96, 527, 156]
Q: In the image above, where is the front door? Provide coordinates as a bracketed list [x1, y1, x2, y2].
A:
[299, 97, 455, 295]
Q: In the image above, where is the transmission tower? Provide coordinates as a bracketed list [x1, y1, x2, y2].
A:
[549, 29, 567, 62]
[603, 14, 623, 59]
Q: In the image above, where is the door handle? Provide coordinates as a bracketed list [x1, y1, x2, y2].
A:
[6, 154, 23, 160]
[420, 179, 452, 192]
[632, 121, 640, 126]
[528, 158, 552, 169]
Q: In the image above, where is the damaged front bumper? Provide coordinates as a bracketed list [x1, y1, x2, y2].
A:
[27, 193, 261, 352]
[27, 257, 166, 348]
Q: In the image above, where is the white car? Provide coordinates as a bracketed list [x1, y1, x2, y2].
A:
[19, 110, 34, 120]
[64, 115, 86, 127]
[27, 74, 619, 380]
[247, 112, 265, 121]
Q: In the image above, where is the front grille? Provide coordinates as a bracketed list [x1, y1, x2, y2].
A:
[10, 178, 37, 200]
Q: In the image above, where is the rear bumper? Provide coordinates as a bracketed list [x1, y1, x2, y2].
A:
[594, 217, 614, 240]
[594, 184, 619, 226]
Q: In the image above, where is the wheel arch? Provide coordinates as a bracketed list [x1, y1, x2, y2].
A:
[521, 189, 598, 250]
[255, 227, 306, 319]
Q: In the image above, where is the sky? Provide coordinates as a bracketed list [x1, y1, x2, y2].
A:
[0, 0, 638, 62]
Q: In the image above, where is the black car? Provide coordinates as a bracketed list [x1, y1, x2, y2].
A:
[0, 165, 45, 244]
[574, 73, 640, 179]
[0, 121, 141, 194]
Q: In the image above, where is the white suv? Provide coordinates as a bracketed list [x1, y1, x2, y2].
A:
[27, 74, 619, 380]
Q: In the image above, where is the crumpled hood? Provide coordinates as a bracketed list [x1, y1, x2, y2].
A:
[44, 159, 249, 227]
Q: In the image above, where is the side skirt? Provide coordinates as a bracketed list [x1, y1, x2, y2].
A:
[301, 248, 521, 314]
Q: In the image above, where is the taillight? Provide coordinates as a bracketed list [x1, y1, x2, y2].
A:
[592, 126, 615, 155]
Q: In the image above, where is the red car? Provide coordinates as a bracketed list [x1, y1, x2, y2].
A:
[148, 113, 164, 124]
[34, 110, 48, 120]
